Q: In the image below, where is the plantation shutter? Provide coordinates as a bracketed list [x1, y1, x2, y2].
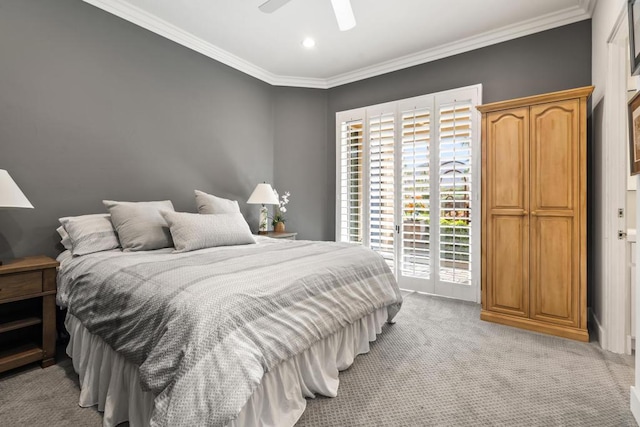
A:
[338, 118, 364, 244]
[438, 102, 473, 285]
[369, 112, 395, 272]
[400, 108, 431, 278]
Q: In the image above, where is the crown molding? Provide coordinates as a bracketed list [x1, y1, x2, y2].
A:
[82, 0, 281, 85]
[83, 0, 592, 90]
[326, 5, 592, 88]
[578, 0, 597, 16]
[269, 75, 329, 89]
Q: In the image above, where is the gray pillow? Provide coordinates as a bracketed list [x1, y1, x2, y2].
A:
[56, 226, 73, 251]
[161, 211, 255, 253]
[59, 214, 120, 255]
[103, 200, 175, 251]
[195, 190, 240, 214]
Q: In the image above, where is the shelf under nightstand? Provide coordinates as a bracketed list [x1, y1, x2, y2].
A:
[0, 256, 59, 374]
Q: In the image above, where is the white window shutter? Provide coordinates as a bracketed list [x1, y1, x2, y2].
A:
[401, 108, 431, 278]
[368, 112, 396, 272]
[438, 101, 473, 285]
[338, 118, 364, 244]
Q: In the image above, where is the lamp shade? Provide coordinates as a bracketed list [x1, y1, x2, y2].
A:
[247, 183, 279, 205]
[0, 169, 34, 208]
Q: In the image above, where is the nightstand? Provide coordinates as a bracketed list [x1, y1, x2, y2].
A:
[261, 231, 298, 240]
[0, 256, 59, 373]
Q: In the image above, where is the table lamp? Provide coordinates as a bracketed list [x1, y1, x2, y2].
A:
[0, 169, 34, 265]
[247, 182, 279, 234]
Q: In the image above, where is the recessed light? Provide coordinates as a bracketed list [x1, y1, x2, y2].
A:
[302, 38, 316, 49]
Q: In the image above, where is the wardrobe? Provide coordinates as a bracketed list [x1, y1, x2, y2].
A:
[477, 86, 593, 341]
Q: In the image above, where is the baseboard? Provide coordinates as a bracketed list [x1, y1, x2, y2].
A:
[589, 307, 606, 349]
[631, 386, 640, 425]
[400, 289, 480, 304]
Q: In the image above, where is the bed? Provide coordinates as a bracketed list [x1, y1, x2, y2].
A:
[57, 236, 403, 427]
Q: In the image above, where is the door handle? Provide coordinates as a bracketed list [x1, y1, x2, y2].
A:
[521, 211, 528, 216]
[531, 211, 538, 216]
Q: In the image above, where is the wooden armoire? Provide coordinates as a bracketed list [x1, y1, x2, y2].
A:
[477, 86, 594, 342]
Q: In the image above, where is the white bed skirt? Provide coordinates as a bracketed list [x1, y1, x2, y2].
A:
[65, 306, 389, 427]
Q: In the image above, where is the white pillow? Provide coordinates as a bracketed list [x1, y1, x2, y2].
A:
[161, 211, 255, 253]
[195, 190, 240, 214]
[103, 200, 174, 251]
[56, 226, 73, 251]
[58, 214, 120, 256]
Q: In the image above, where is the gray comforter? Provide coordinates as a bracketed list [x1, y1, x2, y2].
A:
[57, 238, 402, 427]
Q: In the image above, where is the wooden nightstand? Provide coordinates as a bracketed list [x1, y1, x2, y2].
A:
[260, 231, 298, 240]
[0, 256, 59, 373]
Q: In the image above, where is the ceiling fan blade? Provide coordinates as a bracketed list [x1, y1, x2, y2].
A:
[330, 0, 356, 31]
[259, 0, 293, 14]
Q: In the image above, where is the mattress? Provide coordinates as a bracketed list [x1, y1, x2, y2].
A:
[57, 238, 402, 426]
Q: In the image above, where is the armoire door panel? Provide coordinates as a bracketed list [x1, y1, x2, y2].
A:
[487, 215, 528, 316]
[529, 99, 580, 328]
[530, 100, 579, 211]
[487, 109, 528, 210]
[530, 216, 578, 326]
[484, 107, 529, 316]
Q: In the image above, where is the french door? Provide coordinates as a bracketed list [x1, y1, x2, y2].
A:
[336, 85, 481, 302]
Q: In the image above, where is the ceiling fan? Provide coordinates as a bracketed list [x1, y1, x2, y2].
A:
[259, 0, 356, 31]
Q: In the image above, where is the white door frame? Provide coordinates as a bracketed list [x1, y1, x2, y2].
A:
[634, 187, 640, 424]
[600, 4, 630, 354]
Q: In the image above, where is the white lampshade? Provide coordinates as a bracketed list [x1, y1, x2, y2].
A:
[247, 183, 279, 205]
[0, 169, 34, 208]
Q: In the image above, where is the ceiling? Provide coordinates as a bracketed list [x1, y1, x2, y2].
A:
[82, 0, 595, 89]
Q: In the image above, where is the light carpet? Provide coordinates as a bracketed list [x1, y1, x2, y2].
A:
[0, 293, 635, 426]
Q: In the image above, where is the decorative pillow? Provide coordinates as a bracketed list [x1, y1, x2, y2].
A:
[103, 200, 175, 251]
[195, 190, 240, 214]
[56, 226, 73, 251]
[58, 214, 120, 256]
[161, 211, 255, 253]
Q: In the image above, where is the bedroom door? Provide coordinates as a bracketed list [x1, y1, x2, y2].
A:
[336, 85, 481, 302]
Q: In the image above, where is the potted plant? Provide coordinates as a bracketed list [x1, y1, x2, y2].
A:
[271, 190, 290, 232]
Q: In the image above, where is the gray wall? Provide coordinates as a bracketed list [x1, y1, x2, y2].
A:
[273, 88, 329, 241]
[322, 20, 592, 239]
[0, 0, 591, 258]
[0, 0, 275, 260]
